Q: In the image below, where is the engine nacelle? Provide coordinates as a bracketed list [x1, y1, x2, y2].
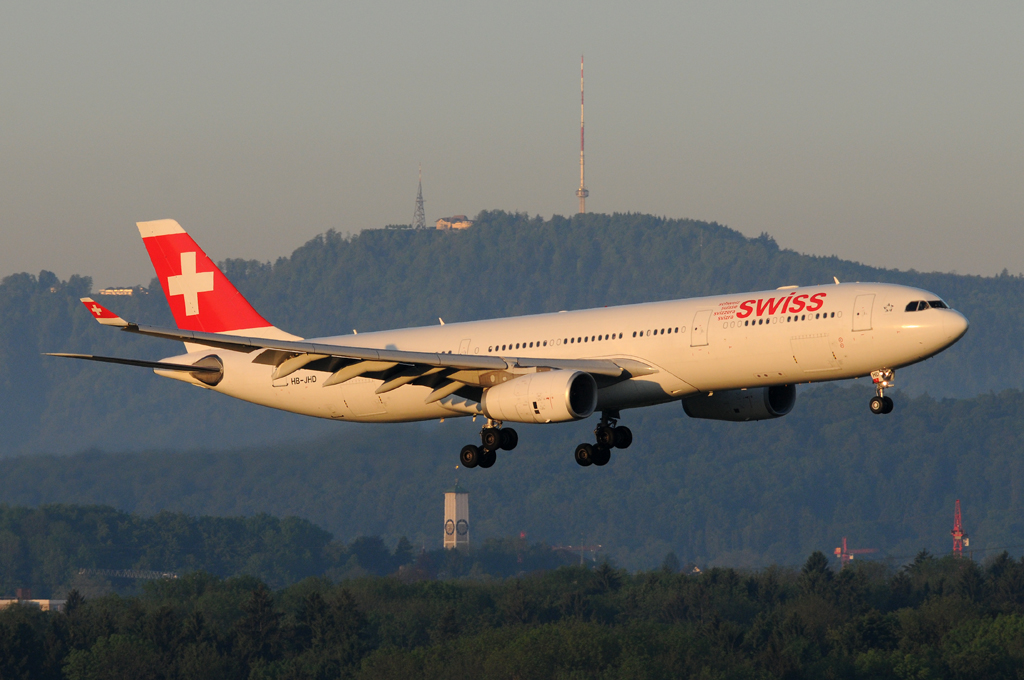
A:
[481, 370, 597, 424]
[682, 384, 796, 422]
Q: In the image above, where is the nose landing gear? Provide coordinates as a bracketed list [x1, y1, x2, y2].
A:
[869, 369, 895, 414]
[459, 420, 518, 469]
[575, 411, 632, 467]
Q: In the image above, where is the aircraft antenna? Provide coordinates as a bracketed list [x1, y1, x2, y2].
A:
[951, 499, 969, 558]
[576, 55, 589, 214]
[413, 165, 426, 229]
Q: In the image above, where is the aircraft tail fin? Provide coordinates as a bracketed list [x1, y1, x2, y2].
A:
[137, 219, 297, 340]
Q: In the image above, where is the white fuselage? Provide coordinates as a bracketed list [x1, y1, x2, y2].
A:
[158, 282, 968, 423]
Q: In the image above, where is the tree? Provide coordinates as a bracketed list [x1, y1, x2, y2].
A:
[234, 584, 281, 666]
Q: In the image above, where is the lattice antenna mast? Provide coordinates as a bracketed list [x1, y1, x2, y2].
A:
[413, 165, 426, 229]
[576, 55, 589, 214]
[951, 499, 968, 558]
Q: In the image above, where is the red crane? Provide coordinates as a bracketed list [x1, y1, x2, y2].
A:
[952, 499, 969, 558]
[833, 537, 878, 569]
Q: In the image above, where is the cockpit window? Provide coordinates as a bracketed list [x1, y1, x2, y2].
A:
[906, 299, 950, 311]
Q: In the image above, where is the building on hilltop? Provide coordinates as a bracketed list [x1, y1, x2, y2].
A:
[0, 588, 66, 612]
[435, 215, 473, 230]
[97, 286, 147, 296]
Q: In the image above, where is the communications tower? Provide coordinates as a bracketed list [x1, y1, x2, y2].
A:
[576, 55, 589, 214]
[413, 165, 426, 230]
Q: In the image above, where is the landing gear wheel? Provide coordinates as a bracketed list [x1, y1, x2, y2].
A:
[882, 396, 894, 414]
[500, 428, 518, 451]
[574, 443, 594, 467]
[595, 425, 616, 448]
[592, 445, 611, 466]
[460, 444, 481, 468]
[481, 428, 501, 451]
[613, 426, 632, 449]
[478, 449, 497, 468]
[869, 396, 885, 414]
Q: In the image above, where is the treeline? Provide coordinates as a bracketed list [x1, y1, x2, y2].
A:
[5, 552, 1024, 678]
[3, 211, 1024, 455]
[0, 505, 573, 599]
[1, 384, 1021, 569]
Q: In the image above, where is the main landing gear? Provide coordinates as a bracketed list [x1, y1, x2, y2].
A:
[574, 411, 632, 467]
[460, 420, 518, 469]
[869, 368, 895, 415]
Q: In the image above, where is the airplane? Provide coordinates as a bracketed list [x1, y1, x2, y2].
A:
[49, 219, 969, 469]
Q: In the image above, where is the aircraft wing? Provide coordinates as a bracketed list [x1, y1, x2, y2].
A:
[65, 298, 657, 403]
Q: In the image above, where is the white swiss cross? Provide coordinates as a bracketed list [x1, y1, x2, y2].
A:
[167, 251, 214, 316]
[91, 304, 102, 315]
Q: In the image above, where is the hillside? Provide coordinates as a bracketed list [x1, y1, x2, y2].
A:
[2, 211, 1023, 455]
[0, 504, 569, 598]
[1, 384, 1020, 570]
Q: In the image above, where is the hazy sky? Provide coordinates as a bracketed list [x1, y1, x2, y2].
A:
[2, 2, 1021, 287]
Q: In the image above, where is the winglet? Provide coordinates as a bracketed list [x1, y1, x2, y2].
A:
[80, 297, 129, 327]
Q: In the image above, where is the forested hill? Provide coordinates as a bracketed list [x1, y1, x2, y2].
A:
[1, 384, 1021, 570]
[2, 211, 1023, 454]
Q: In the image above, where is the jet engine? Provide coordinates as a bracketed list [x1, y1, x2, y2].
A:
[682, 384, 796, 422]
[481, 370, 597, 424]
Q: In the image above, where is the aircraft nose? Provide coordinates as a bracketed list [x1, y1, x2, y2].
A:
[944, 310, 969, 342]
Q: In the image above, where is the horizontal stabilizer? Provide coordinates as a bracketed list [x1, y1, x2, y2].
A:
[80, 298, 128, 327]
[44, 353, 222, 373]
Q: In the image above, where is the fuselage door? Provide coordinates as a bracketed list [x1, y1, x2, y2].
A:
[690, 309, 713, 347]
[852, 294, 875, 332]
[459, 338, 471, 354]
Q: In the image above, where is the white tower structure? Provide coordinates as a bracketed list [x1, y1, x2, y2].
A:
[576, 55, 589, 214]
[443, 481, 469, 549]
[413, 165, 426, 230]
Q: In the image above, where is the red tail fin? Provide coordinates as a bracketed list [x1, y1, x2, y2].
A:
[138, 219, 281, 335]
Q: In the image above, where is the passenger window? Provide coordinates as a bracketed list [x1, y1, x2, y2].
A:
[830, 312, 835, 318]
[543, 341, 547, 347]
[632, 331, 637, 337]
[744, 320, 748, 326]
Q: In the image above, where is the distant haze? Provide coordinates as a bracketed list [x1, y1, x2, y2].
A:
[1, 1, 1021, 286]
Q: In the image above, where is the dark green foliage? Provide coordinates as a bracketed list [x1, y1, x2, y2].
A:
[0, 505, 338, 595]
[0, 503, 576, 598]
[3, 211, 1024, 454]
[4, 555, 1024, 679]
[2, 384, 1022, 569]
